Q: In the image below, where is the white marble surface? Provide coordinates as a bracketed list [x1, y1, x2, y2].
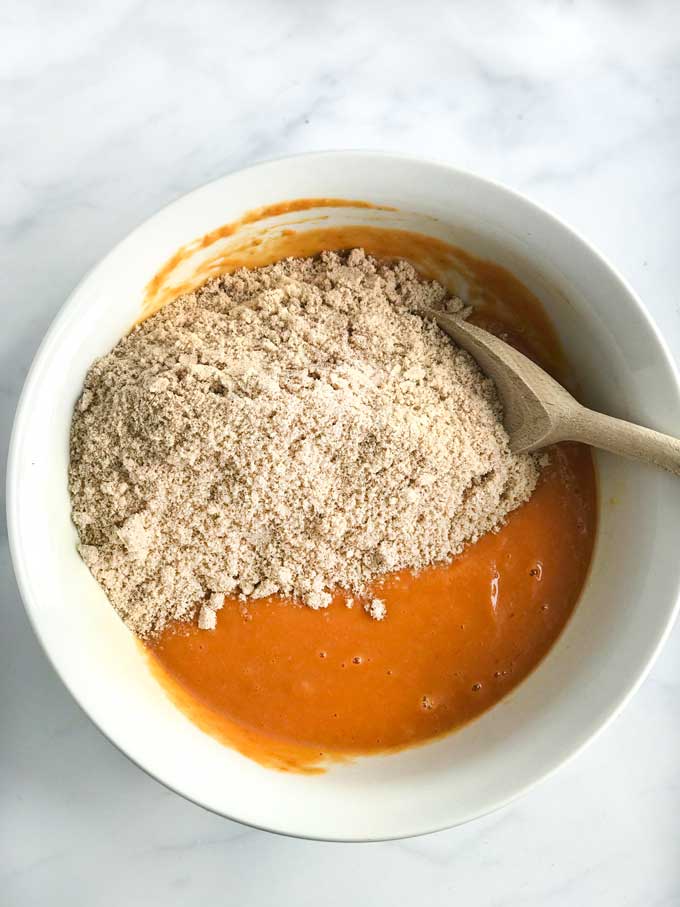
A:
[3, 1, 680, 903]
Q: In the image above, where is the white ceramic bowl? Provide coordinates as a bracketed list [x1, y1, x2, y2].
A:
[8, 152, 680, 841]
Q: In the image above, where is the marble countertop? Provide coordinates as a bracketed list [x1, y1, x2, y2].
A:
[3, 1, 680, 903]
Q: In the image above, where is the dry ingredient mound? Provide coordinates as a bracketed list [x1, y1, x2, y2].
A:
[69, 249, 539, 638]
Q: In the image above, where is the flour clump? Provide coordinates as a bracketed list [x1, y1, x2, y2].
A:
[69, 250, 538, 637]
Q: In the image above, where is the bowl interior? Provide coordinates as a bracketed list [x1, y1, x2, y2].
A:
[9, 153, 680, 840]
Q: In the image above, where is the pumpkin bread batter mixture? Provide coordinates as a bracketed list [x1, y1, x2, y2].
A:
[69, 245, 596, 770]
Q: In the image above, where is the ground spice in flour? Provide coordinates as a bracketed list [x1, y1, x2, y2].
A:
[69, 249, 539, 638]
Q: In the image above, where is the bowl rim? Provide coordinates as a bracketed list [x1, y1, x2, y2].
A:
[7, 149, 680, 842]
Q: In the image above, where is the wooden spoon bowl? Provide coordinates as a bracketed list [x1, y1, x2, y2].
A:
[432, 311, 680, 476]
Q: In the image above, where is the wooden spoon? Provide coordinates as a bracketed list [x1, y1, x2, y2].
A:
[431, 311, 680, 476]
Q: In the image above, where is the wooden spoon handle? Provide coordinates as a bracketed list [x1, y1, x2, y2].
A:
[567, 407, 680, 476]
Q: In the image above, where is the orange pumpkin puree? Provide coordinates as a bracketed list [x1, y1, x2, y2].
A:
[143, 203, 597, 773]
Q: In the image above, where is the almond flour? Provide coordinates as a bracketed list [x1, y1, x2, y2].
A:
[69, 249, 539, 638]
